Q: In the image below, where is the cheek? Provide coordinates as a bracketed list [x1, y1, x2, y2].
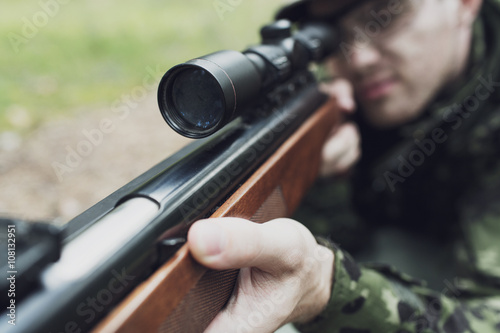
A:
[389, 15, 459, 83]
[385, 27, 456, 100]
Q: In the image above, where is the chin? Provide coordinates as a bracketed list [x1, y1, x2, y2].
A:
[360, 98, 422, 129]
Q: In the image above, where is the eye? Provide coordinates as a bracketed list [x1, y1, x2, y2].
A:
[358, 0, 391, 20]
[367, 0, 416, 33]
[370, 0, 392, 14]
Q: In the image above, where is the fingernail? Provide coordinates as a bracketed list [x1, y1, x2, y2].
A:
[196, 223, 226, 257]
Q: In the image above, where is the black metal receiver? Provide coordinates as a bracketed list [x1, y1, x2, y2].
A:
[158, 19, 337, 138]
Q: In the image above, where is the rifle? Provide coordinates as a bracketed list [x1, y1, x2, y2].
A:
[1, 18, 340, 333]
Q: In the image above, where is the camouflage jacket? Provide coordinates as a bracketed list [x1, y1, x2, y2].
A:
[295, 0, 500, 332]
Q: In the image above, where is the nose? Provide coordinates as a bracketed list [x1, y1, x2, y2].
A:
[347, 43, 382, 69]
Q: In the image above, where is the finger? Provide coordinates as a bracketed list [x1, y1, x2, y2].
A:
[203, 268, 284, 333]
[319, 78, 355, 113]
[330, 143, 361, 175]
[188, 217, 311, 273]
[335, 130, 361, 171]
[327, 123, 360, 160]
[320, 123, 360, 176]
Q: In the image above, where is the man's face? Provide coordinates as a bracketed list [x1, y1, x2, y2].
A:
[320, 0, 470, 128]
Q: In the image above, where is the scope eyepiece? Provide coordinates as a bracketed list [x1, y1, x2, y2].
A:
[158, 50, 262, 138]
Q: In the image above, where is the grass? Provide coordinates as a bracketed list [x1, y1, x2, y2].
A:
[0, 0, 283, 133]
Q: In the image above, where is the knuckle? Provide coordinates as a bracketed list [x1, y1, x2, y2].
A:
[265, 218, 313, 265]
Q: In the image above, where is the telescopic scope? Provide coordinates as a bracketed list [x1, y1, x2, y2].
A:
[158, 51, 261, 138]
[158, 20, 337, 138]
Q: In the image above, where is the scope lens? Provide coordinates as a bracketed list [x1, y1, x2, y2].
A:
[171, 68, 225, 131]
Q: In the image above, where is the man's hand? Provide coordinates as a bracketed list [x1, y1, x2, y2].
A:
[188, 218, 334, 333]
[319, 79, 361, 177]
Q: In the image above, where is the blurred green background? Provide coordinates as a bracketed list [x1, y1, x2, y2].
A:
[0, 0, 284, 133]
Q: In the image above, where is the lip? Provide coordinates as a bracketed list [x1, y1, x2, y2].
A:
[358, 77, 398, 100]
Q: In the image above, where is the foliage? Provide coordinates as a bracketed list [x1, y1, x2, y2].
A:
[0, 0, 282, 132]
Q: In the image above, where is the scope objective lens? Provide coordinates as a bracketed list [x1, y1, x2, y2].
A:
[158, 50, 262, 138]
[171, 68, 225, 131]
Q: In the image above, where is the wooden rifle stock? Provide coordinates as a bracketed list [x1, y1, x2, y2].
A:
[93, 98, 340, 333]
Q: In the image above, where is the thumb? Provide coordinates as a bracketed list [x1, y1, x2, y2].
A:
[320, 78, 355, 114]
[187, 217, 305, 273]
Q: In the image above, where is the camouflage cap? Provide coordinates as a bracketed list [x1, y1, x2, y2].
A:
[276, 0, 371, 22]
